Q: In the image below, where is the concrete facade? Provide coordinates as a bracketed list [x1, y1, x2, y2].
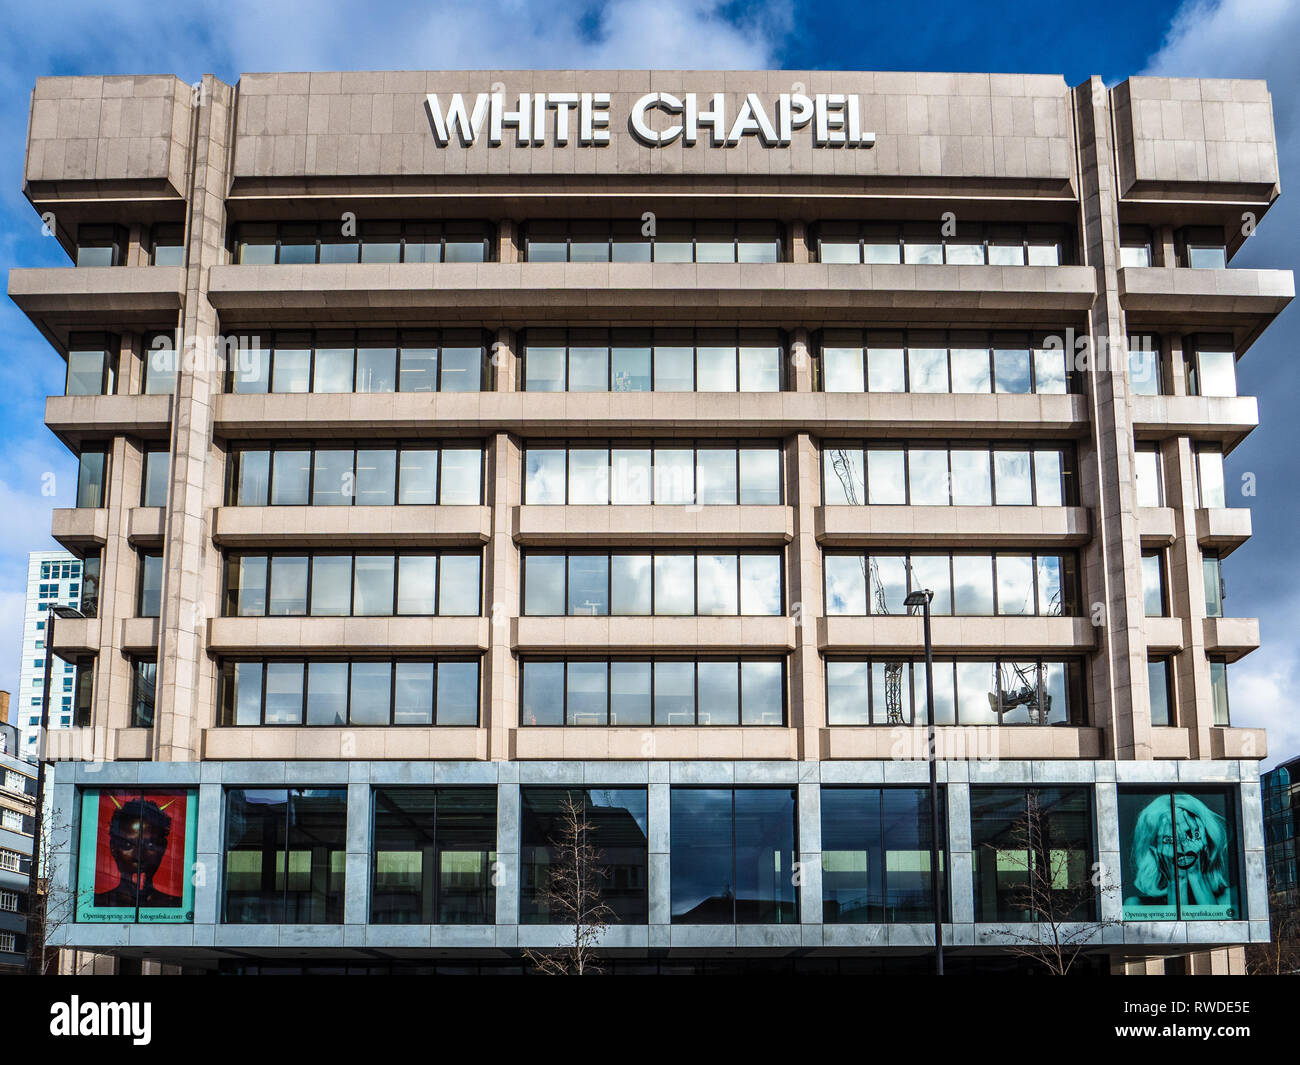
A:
[10, 69, 1292, 972]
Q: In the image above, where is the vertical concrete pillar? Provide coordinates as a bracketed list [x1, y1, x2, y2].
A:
[344, 780, 371, 926]
[1073, 78, 1153, 760]
[788, 433, 825, 759]
[647, 772, 671, 937]
[485, 432, 521, 761]
[495, 773, 519, 940]
[93, 436, 141, 735]
[797, 768, 822, 934]
[154, 76, 234, 762]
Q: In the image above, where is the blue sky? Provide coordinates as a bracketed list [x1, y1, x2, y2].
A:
[1, 0, 1296, 762]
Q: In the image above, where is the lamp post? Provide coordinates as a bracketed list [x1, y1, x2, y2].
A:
[905, 588, 944, 976]
[26, 603, 85, 976]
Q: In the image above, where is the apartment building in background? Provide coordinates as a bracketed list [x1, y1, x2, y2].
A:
[8, 69, 1292, 974]
[0, 706, 37, 973]
[15, 550, 92, 761]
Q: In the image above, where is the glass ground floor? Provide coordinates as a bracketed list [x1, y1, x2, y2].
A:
[48, 758, 1267, 971]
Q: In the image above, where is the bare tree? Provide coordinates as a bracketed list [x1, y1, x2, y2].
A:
[1246, 901, 1300, 976]
[27, 807, 75, 976]
[985, 792, 1119, 975]
[523, 794, 613, 975]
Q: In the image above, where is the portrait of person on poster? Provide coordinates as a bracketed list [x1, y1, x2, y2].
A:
[1123, 791, 1237, 920]
[76, 790, 196, 923]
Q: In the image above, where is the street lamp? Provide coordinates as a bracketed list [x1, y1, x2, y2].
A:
[26, 602, 85, 976]
[905, 588, 944, 976]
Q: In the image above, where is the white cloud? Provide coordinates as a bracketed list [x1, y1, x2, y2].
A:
[1144, 0, 1300, 769]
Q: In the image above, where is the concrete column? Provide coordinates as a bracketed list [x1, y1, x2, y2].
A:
[485, 433, 521, 760]
[647, 774, 671, 934]
[946, 780, 973, 926]
[1167, 333, 1188, 397]
[788, 433, 824, 759]
[193, 781, 222, 925]
[1074, 78, 1153, 760]
[494, 776, 519, 940]
[493, 326, 517, 392]
[788, 220, 809, 264]
[497, 219, 518, 264]
[344, 781, 370, 926]
[154, 76, 234, 762]
[797, 770, 822, 929]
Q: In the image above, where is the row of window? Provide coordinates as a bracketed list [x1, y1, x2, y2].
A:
[521, 658, 785, 727]
[818, 330, 1073, 395]
[61, 328, 1241, 400]
[74, 440, 1235, 516]
[1128, 339, 1238, 398]
[126, 652, 1232, 731]
[222, 551, 481, 618]
[524, 444, 782, 506]
[827, 658, 1083, 727]
[219, 659, 480, 727]
[69, 220, 1237, 272]
[77, 783, 1242, 927]
[822, 443, 1072, 507]
[229, 445, 483, 508]
[232, 221, 491, 265]
[816, 221, 1071, 267]
[522, 551, 783, 617]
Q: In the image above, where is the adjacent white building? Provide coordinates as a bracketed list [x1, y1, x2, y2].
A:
[15, 551, 87, 757]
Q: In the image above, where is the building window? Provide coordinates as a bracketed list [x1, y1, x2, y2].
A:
[1, 809, 24, 832]
[226, 328, 490, 395]
[141, 331, 178, 394]
[970, 786, 1095, 922]
[1119, 225, 1153, 268]
[232, 220, 492, 265]
[520, 787, 648, 924]
[1178, 226, 1228, 269]
[1187, 336, 1238, 398]
[670, 787, 797, 924]
[1134, 446, 1163, 507]
[0, 889, 19, 912]
[524, 219, 781, 264]
[229, 444, 483, 507]
[1195, 446, 1227, 508]
[371, 788, 496, 925]
[0, 850, 22, 873]
[815, 221, 1069, 266]
[141, 449, 169, 508]
[824, 550, 1077, 617]
[131, 659, 157, 728]
[1127, 341, 1163, 396]
[137, 553, 163, 617]
[1119, 787, 1241, 920]
[520, 658, 785, 727]
[1209, 659, 1231, 726]
[74, 789, 197, 922]
[1141, 550, 1167, 617]
[825, 657, 1084, 726]
[0, 932, 15, 954]
[522, 550, 782, 617]
[65, 334, 117, 396]
[224, 551, 482, 618]
[223, 788, 346, 924]
[1148, 656, 1175, 726]
[521, 328, 783, 393]
[821, 787, 947, 923]
[149, 223, 185, 266]
[74, 223, 127, 267]
[219, 658, 480, 726]
[822, 443, 1072, 507]
[75, 449, 109, 508]
[73, 659, 94, 727]
[1203, 552, 1224, 618]
[818, 329, 1071, 396]
[523, 443, 782, 506]
[79, 552, 100, 619]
